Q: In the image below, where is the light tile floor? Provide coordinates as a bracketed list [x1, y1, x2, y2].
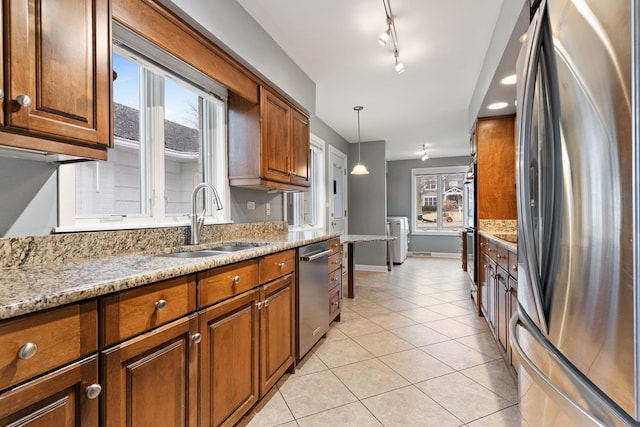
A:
[245, 256, 520, 427]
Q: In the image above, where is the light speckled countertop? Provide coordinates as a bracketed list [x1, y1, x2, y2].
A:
[0, 230, 337, 321]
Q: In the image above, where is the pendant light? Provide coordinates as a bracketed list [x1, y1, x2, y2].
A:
[351, 106, 369, 175]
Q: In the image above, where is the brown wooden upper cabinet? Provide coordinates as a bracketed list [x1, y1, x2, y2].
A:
[0, 0, 111, 160]
[476, 115, 517, 220]
[229, 86, 310, 191]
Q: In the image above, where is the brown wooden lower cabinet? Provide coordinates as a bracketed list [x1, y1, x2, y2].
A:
[101, 315, 199, 427]
[0, 355, 99, 426]
[478, 233, 518, 376]
[199, 289, 260, 427]
[260, 274, 295, 396]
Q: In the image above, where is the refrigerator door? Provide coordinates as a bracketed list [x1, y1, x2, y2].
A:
[515, 0, 636, 423]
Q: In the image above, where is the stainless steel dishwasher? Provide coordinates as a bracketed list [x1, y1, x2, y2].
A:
[297, 241, 331, 360]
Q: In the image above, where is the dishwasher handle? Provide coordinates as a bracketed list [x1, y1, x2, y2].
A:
[300, 249, 333, 262]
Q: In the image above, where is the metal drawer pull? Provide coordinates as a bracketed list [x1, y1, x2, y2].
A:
[16, 94, 31, 107]
[512, 265, 518, 271]
[155, 299, 168, 310]
[0, 89, 4, 99]
[264, 298, 270, 307]
[232, 275, 241, 284]
[191, 333, 202, 344]
[256, 301, 263, 309]
[278, 262, 285, 269]
[86, 384, 102, 400]
[18, 342, 38, 360]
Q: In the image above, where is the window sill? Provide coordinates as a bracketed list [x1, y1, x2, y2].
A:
[411, 230, 462, 237]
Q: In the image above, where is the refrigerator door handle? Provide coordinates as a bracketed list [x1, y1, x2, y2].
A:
[510, 308, 626, 427]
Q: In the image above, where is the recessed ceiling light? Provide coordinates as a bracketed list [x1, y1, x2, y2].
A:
[500, 74, 517, 85]
[488, 102, 509, 110]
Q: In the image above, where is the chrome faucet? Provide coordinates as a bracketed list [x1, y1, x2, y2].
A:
[189, 183, 223, 245]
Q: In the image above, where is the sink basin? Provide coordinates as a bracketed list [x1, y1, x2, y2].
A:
[158, 250, 227, 259]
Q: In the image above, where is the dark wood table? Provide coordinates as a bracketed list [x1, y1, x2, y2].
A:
[340, 234, 396, 298]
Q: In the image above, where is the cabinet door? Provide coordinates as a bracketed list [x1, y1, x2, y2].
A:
[0, 356, 99, 426]
[102, 315, 198, 427]
[260, 88, 291, 183]
[479, 253, 489, 317]
[496, 266, 509, 354]
[5, 0, 110, 147]
[260, 274, 295, 396]
[486, 258, 497, 329]
[290, 109, 310, 186]
[199, 290, 259, 427]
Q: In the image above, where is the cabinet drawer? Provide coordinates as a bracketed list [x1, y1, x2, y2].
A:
[199, 260, 259, 307]
[487, 240, 498, 259]
[101, 275, 196, 347]
[0, 301, 97, 391]
[329, 267, 342, 291]
[328, 252, 342, 272]
[328, 238, 342, 254]
[260, 250, 295, 284]
[496, 244, 509, 271]
[479, 236, 490, 254]
[329, 286, 341, 320]
[508, 249, 518, 278]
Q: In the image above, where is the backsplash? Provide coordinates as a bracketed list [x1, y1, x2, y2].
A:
[0, 221, 288, 269]
[479, 219, 517, 234]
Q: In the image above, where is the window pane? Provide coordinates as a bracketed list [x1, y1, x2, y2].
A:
[442, 173, 464, 230]
[416, 175, 438, 231]
[302, 149, 316, 226]
[76, 54, 142, 216]
[164, 78, 201, 215]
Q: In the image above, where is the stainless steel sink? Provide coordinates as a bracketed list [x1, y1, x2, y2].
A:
[206, 245, 259, 252]
[158, 250, 227, 259]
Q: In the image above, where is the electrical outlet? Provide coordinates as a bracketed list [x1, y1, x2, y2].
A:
[265, 202, 271, 216]
[247, 201, 255, 210]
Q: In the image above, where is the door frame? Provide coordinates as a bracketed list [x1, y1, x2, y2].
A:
[328, 145, 348, 234]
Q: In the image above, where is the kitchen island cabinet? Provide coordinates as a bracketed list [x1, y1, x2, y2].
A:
[1, 0, 111, 160]
[229, 86, 310, 191]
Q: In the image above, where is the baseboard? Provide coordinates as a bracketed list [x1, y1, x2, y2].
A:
[408, 251, 460, 259]
[354, 264, 388, 272]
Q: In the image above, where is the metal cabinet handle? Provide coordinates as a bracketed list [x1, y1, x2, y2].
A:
[18, 342, 38, 360]
[256, 301, 263, 310]
[0, 89, 4, 99]
[512, 265, 518, 271]
[191, 333, 202, 344]
[86, 384, 102, 400]
[232, 275, 241, 284]
[155, 299, 168, 310]
[16, 94, 31, 107]
[264, 298, 269, 307]
[278, 262, 285, 269]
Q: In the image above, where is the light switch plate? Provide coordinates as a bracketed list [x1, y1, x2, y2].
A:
[247, 201, 255, 210]
[265, 202, 271, 216]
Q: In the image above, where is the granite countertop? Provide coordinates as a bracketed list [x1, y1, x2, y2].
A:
[479, 231, 517, 250]
[0, 230, 337, 321]
[340, 234, 396, 244]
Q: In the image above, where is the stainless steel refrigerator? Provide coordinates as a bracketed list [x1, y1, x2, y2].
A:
[511, 0, 638, 425]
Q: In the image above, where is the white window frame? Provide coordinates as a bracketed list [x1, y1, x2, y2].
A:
[411, 166, 467, 236]
[286, 133, 326, 231]
[57, 24, 230, 232]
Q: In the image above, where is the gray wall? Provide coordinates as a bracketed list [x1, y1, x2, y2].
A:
[348, 140, 387, 267]
[162, 0, 315, 115]
[230, 188, 283, 223]
[387, 156, 469, 255]
[0, 158, 57, 237]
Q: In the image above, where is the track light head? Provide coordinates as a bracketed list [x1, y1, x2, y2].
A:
[378, 29, 390, 46]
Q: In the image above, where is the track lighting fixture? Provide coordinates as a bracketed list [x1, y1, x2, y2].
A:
[350, 106, 369, 175]
[378, 20, 391, 46]
[379, 0, 404, 74]
[421, 144, 429, 161]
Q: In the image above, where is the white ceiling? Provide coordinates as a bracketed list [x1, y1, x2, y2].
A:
[237, 0, 527, 161]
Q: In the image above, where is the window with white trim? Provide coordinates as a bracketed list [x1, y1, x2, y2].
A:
[411, 166, 467, 234]
[58, 24, 230, 231]
[286, 135, 325, 230]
